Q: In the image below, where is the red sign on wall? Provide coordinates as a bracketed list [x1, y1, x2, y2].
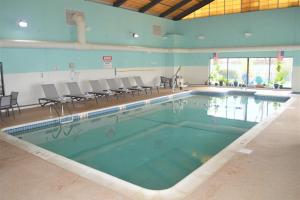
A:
[103, 56, 112, 62]
[103, 56, 112, 68]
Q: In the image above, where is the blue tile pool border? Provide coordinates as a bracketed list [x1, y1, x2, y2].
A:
[87, 107, 120, 119]
[2, 90, 290, 135]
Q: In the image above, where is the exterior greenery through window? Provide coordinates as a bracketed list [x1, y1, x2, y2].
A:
[209, 57, 292, 88]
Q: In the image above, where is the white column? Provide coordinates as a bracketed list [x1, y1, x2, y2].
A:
[292, 67, 300, 93]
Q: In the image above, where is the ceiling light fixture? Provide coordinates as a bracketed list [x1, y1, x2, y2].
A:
[197, 35, 205, 40]
[132, 33, 140, 38]
[244, 32, 252, 38]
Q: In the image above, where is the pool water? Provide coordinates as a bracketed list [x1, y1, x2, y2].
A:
[17, 95, 285, 190]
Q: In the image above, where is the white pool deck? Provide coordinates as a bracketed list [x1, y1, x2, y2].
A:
[1, 87, 300, 200]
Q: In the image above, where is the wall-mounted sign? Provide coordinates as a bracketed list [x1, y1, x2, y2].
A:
[103, 56, 112, 68]
[213, 52, 218, 65]
[277, 51, 285, 61]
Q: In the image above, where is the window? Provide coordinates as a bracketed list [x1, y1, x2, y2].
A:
[248, 58, 270, 86]
[210, 0, 225, 16]
[227, 58, 248, 85]
[270, 58, 293, 88]
[209, 58, 227, 85]
[209, 57, 293, 88]
[183, 0, 300, 20]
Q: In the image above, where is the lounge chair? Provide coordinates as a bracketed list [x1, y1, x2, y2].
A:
[65, 82, 93, 105]
[89, 80, 117, 100]
[114, 78, 139, 96]
[134, 76, 159, 94]
[39, 84, 65, 106]
[100, 79, 123, 99]
[106, 78, 133, 96]
[89, 80, 108, 96]
[39, 84, 70, 115]
[120, 77, 144, 95]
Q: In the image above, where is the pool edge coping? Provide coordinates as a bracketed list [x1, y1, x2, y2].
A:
[0, 89, 295, 200]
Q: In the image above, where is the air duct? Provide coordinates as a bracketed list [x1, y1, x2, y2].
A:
[66, 10, 86, 44]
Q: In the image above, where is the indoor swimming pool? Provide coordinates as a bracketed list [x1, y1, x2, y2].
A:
[6, 93, 288, 190]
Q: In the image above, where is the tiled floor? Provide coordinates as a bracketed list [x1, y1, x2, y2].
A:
[1, 87, 300, 200]
[186, 96, 300, 200]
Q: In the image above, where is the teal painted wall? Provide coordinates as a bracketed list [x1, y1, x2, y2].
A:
[0, 48, 174, 73]
[175, 8, 300, 48]
[0, 0, 175, 47]
[1, 0, 300, 74]
[0, 0, 175, 73]
[173, 8, 300, 67]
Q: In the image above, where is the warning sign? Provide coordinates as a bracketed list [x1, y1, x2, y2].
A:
[103, 56, 112, 68]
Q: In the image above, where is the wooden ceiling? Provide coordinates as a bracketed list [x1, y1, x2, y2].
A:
[87, 0, 215, 20]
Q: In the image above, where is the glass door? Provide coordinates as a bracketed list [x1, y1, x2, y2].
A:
[248, 58, 270, 87]
[209, 57, 293, 89]
[227, 58, 248, 86]
[270, 58, 293, 88]
[209, 58, 227, 85]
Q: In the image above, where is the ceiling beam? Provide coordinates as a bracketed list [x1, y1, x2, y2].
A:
[173, 0, 215, 20]
[160, 0, 192, 18]
[113, 0, 127, 7]
[139, 0, 162, 13]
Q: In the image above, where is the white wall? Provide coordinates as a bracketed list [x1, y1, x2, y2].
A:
[4, 65, 211, 106]
[5, 64, 299, 106]
[4, 67, 175, 106]
[116, 67, 166, 86]
[180, 66, 208, 85]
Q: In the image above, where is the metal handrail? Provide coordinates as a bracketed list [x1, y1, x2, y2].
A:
[0, 62, 5, 96]
[172, 66, 182, 93]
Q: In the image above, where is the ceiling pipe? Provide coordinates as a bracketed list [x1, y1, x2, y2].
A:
[71, 13, 86, 44]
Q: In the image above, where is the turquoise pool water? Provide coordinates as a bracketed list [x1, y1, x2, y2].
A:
[16, 94, 285, 190]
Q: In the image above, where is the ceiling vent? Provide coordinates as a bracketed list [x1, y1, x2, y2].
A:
[152, 25, 162, 36]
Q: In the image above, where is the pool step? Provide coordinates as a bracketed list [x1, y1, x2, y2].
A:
[182, 121, 250, 136]
[125, 148, 199, 190]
